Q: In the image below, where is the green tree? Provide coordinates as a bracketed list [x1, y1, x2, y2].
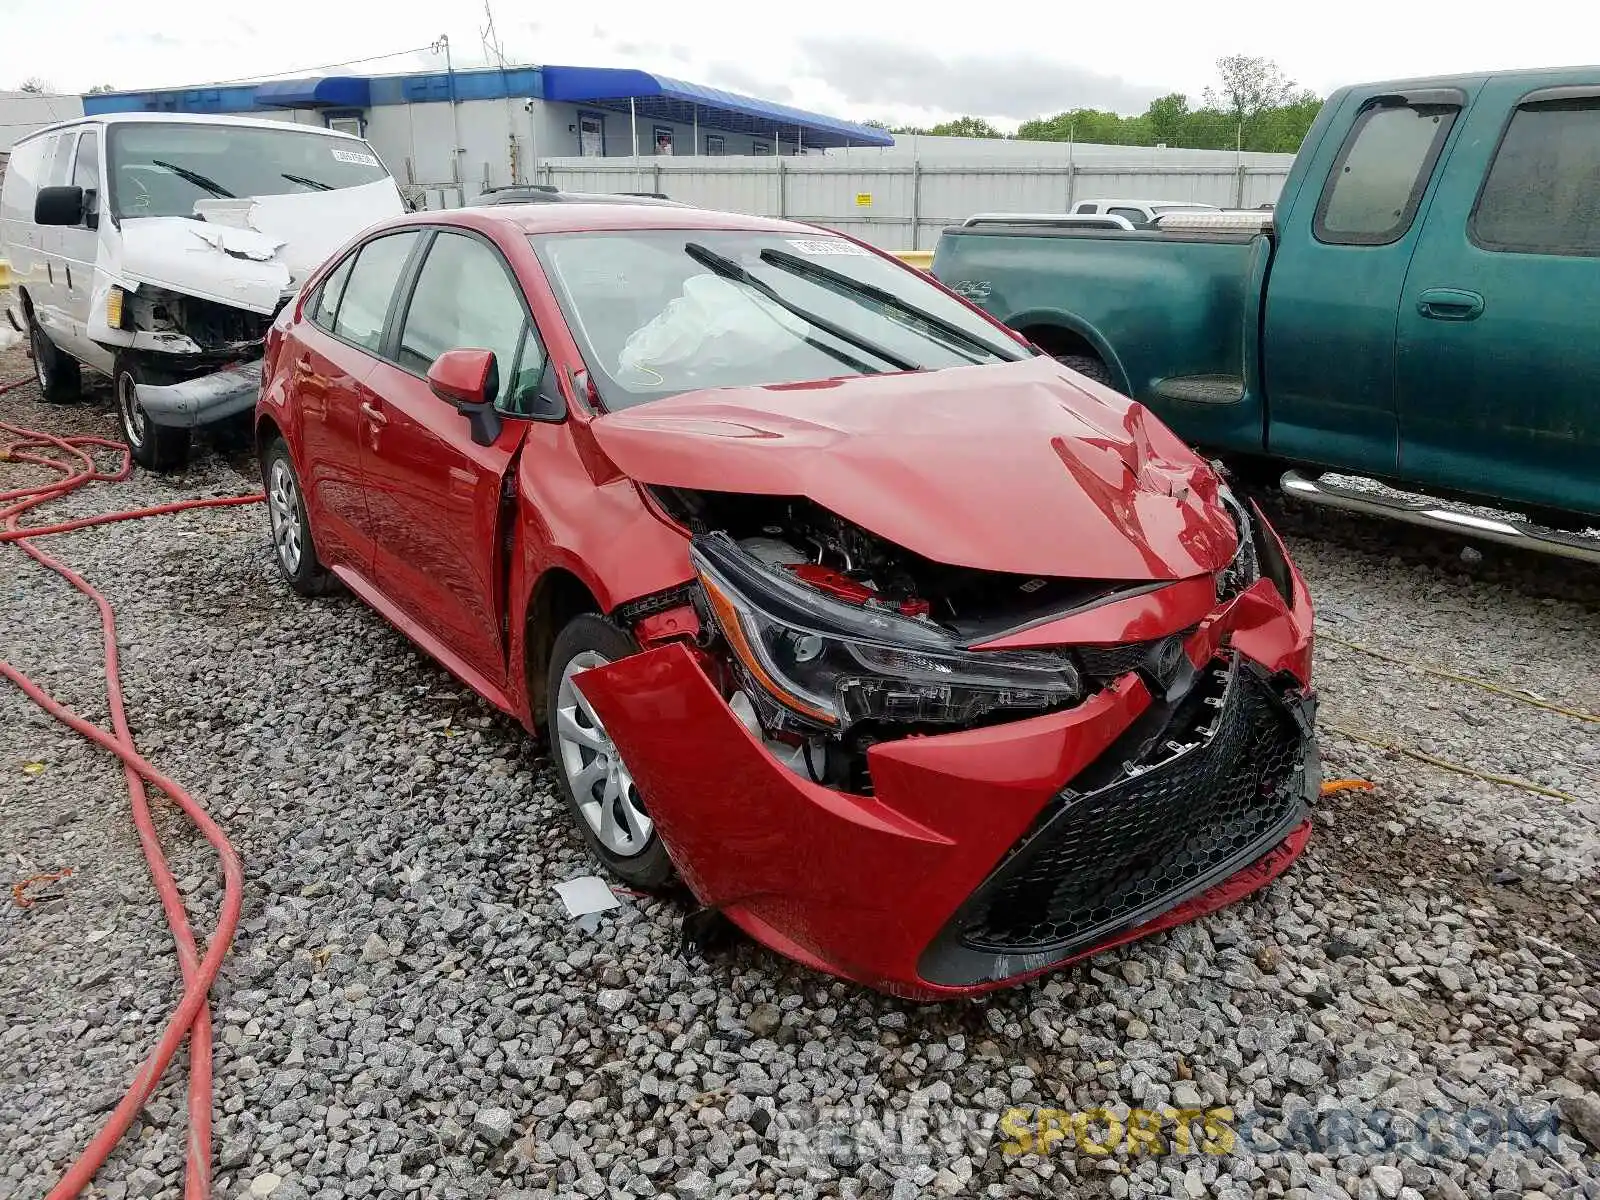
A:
[86, 84, 118, 95]
[925, 115, 1004, 138]
[1145, 92, 1190, 145]
[18, 77, 54, 94]
[1203, 55, 1298, 146]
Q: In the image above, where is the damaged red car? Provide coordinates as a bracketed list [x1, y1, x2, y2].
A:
[256, 204, 1319, 999]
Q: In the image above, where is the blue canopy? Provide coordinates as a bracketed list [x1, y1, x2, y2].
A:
[255, 76, 371, 109]
[539, 66, 892, 150]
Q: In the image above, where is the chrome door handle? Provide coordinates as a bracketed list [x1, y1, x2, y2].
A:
[360, 401, 387, 425]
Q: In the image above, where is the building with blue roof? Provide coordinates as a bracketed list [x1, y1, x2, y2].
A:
[79, 63, 892, 206]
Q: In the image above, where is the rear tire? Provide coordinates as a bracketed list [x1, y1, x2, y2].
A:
[28, 310, 81, 403]
[114, 356, 193, 471]
[546, 614, 675, 890]
[262, 436, 335, 597]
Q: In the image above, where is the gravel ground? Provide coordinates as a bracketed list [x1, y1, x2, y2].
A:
[2, 344, 1597, 1200]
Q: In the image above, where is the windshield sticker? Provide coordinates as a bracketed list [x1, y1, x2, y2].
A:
[785, 238, 869, 256]
[330, 148, 380, 167]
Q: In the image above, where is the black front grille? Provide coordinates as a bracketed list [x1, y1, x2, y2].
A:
[923, 657, 1308, 980]
[1077, 640, 1162, 680]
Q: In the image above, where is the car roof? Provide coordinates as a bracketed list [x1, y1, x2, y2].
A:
[384, 204, 827, 238]
[15, 110, 368, 145]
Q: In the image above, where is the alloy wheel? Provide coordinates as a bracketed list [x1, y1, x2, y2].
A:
[267, 459, 304, 574]
[555, 650, 652, 856]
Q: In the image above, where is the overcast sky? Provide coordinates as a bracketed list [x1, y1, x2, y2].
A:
[1, 0, 1591, 130]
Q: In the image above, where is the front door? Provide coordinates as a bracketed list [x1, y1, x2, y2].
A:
[362, 228, 537, 694]
[1262, 88, 1469, 472]
[1395, 76, 1600, 517]
[292, 229, 421, 573]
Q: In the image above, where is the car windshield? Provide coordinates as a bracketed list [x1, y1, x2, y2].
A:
[107, 122, 391, 219]
[531, 229, 1029, 409]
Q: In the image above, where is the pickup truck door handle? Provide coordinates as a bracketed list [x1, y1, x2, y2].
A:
[360, 400, 388, 426]
[1416, 288, 1485, 322]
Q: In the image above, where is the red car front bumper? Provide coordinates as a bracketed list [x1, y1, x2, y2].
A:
[579, 549, 1318, 1000]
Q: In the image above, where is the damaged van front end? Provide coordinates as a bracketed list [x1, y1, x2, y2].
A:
[102, 179, 403, 430]
[573, 358, 1320, 998]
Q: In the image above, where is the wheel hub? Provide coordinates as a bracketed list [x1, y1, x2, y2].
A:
[267, 460, 303, 574]
[555, 650, 652, 856]
[116, 372, 147, 448]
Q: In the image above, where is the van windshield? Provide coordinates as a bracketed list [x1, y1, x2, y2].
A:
[106, 122, 390, 219]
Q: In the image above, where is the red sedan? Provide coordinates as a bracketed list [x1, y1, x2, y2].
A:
[256, 204, 1319, 999]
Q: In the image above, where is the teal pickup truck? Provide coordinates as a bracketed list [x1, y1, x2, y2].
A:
[932, 67, 1600, 559]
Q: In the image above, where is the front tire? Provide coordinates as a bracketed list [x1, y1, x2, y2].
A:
[114, 357, 192, 471]
[262, 437, 335, 597]
[1057, 353, 1113, 388]
[546, 614, 674, 890]
[28, 311, 81, 403]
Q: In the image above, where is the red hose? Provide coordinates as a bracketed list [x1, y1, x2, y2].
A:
[1, 377, 261, 1199]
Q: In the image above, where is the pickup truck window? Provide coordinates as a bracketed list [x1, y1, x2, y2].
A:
[1471, 97, 1600, 258]
[1314, 101, 1458, 246]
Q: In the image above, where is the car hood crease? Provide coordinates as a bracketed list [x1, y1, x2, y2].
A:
[590, 357, 1239, 581]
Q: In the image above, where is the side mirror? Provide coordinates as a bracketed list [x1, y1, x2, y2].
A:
[427, 348, 503, 447]
[35, 185, 85, 227]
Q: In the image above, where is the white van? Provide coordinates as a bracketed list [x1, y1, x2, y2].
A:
[0, 113, 405, 468]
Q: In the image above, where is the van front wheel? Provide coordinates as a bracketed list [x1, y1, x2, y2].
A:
[114, 357, 193, 472]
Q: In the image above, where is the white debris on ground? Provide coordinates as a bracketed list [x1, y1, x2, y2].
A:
[1, 348, 1597, 1200]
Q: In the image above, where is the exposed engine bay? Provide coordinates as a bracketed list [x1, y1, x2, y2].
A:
[650, 486, 1133, 642]
[122, 286, 279, 358]
[650, 486, 1260, 796]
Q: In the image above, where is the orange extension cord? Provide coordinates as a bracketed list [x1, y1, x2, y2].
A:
[1, 376, 261, 1199]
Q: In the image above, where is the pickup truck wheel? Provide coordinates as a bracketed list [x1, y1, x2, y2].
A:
[1057, 353, 1113, 388]
[261, 437, 336, 597]
[547, 614, 676, 890]
[114, 357, 193, 471]
[28, 311, 82, 403]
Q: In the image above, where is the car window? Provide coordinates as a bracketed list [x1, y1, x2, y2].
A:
[396, 230, 533, 408]
[309, 254, 356, 333]
[46, 133, 76, 188]
[1108, 207, 1147, 226]
[331, 232, 419, 352]
[1315, 101, 1458, 245]
[72, 131, 100, 224]
[1471, 97, 1600, 257]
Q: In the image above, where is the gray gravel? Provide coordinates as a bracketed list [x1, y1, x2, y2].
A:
[2, 350, 1598, 1200]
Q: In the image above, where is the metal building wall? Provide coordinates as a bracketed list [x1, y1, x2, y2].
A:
[530, 151, 1293, 248]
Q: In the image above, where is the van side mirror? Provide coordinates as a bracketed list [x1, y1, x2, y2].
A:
[35, 186, 85, 227]
[427, 348, 503, 446]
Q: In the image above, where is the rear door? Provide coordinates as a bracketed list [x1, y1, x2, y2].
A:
[361, 227, 537, 695]
[1395, 76, 1600, 516]
[1263, 88, 1468, 472]
[285, 229, 421, 573]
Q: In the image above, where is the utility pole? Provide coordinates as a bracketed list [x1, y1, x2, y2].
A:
[433, 34, 464, 195]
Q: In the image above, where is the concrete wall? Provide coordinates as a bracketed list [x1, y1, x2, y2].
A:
[0, 92, 85, 154]
[531, 152, 1294, 249]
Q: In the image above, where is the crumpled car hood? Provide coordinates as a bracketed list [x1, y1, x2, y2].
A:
[116, 178, 404, 315]
[591, 357, 1239, 581]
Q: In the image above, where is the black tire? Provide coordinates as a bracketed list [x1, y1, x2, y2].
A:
[1057, 353, 1113, 388]
[27, 310, 82, 403]
[113, 356, 193, 471]
[546, 614, 675, 890]
[261, 436, 336, 597]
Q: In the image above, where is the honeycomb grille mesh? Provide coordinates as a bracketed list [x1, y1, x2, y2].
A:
[957, 662, 1305, 955]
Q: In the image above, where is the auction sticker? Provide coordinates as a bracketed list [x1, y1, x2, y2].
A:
[331, 148, 381, 167]
[785, 238, 869, 256]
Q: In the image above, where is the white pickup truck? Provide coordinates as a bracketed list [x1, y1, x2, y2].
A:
[1, 112, 405, 468]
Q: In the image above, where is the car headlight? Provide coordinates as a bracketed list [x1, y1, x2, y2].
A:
[690, 532, 1082, 733]
[1215, 483, 1260, 601]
